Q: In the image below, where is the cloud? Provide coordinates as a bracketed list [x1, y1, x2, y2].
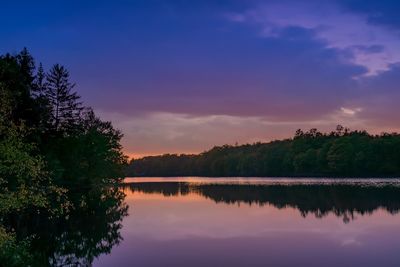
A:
[87, 24, 365, 122]
[348, 63, 400, 129]
[68, 1, 400, 157]
[340, 107, 362, 116]
[98, 110, 373, 158]
[341, 238, 362, 247]
[3, 0, 400, 157]
[227, 1, 400, 75]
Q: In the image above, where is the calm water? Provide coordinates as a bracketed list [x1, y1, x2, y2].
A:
[93, 177, 400, 267]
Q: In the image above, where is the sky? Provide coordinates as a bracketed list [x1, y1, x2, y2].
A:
[2, 0, 400, 158]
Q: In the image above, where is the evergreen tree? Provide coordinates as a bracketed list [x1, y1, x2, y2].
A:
[0, 49, 40, 128]
[34, 62, 46, 94]
[32, 63, 52, 133]
[45, 64, 83, 132]
[16, 47, 35, 85]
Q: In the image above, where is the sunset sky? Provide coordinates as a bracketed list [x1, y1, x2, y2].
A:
[2, 0, 400, 158]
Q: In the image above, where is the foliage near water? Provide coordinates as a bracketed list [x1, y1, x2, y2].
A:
[127, 126, 400, 177]
[0, 49, 127, 266]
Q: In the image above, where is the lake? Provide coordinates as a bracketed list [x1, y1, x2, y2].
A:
[93, 177, 400, 267]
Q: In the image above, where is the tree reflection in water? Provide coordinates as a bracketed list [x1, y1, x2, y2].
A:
[3, 186, 128, 267]
[5, 181, 399, 266]
[125, 182, 400, 223]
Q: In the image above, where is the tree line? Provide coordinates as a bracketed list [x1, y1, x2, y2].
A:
[0, 48, 127, 265]
[126, 125, 400, 177]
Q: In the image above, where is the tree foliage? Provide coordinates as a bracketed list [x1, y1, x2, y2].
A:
[45, 64, 83, 132]
[127, 127, 400, 177]
[0, 48, 127, 265]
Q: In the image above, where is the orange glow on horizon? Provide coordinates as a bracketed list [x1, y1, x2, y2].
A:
[124, 150, 202, 160]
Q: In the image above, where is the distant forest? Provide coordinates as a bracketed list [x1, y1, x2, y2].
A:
[126, 126, 400, 177]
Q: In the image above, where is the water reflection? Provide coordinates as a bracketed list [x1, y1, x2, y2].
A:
[7, 179, 399, 266]
[124, 182, 400, 223]
[3, 187, 128, 266]
[94, 179, 400, 267]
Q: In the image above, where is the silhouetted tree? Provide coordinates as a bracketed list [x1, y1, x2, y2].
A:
[0, 49, 127, 265]
[45, 64, 83, 132]
[16, 47, 35, 85]
[34, 63, 46, 94]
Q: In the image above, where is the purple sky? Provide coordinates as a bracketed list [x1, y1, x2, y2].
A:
[2, 0, 400, 157]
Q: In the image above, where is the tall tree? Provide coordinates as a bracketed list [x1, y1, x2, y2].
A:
[34, 62, 46, 94]
[16, 47, 35, 85]
[0, 49, 40, 128]
[45, 64, 83, 132]
[32, 63, 53, 133]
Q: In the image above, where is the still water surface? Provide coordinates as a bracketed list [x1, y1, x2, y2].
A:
[94, 177, 400, 267]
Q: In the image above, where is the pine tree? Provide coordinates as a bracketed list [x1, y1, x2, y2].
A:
[34, 62, 46, 95]
[32, 63, 52, 132]
[16, 47, 35, 85]
[0, 49, 36, 126]
[45, 64, 83, 132]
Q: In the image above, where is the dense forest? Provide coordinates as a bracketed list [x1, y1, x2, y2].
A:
[126, 126, 400, 177]
[0, 49, 127, 266]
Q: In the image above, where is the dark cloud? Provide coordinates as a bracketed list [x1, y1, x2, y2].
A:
[339, 0, 400, 29]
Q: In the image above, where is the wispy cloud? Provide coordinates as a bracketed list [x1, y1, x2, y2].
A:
[340, 107, 362, 116]
[99, 110, 375, 157]
[226, 1, 400, 76]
